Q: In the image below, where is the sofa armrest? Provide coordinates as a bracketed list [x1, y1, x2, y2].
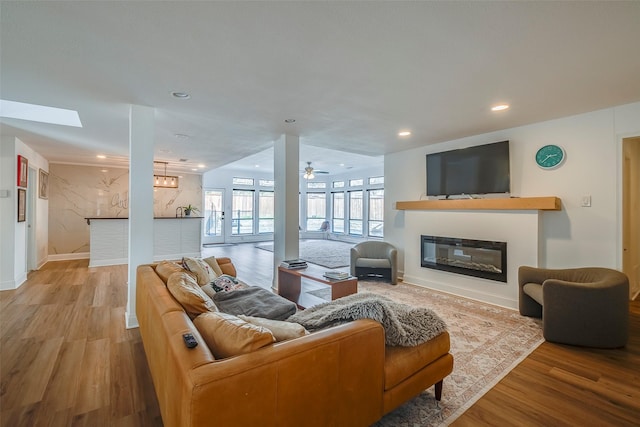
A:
[184, 319, 385, 427]
[350, 247, 362, 276]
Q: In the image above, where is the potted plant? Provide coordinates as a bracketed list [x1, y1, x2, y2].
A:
[182, 204, 199, 216]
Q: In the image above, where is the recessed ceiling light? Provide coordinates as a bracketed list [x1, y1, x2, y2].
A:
[96, 154, 106, 159]
[191, 168, 198, 171]
[170, 91, 191, 99]
[197, 164, 205, 168]
[255, 164, 260, 168]
[284, 119, 296, 123]
[491, 104, 510, 111]
[0, 99, 83, 127]
[398, 131, 412, 137]
[101, 169, 108, 173]
[174, 133, 190, 140]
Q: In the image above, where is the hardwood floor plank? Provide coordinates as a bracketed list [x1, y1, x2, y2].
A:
[73, 338, 110, 415]
[20, 337, 64, 406]
[0, 336, 40, 411]
[42, 339, 86, 412]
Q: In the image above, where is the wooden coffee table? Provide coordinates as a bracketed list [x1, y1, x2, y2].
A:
[278, 264, 357, 309]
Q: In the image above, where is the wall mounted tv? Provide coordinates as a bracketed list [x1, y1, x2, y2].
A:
[426, 140, 510, 198]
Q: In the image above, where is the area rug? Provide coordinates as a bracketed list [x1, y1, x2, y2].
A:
[255, 239, 353, 268]
[355, 279, 544, 426]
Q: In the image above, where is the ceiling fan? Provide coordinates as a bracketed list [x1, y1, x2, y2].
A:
[302, 162, 329, 180]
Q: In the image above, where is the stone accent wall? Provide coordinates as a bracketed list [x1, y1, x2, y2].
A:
[48, 164, 202, 256]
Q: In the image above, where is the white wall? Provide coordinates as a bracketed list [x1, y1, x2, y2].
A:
[0, 137, 49, 290]
[385, 102, 640, 308]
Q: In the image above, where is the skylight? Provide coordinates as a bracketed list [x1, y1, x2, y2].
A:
[0, 99, 82, 127]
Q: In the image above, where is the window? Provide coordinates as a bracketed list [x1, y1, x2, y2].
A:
[369, 176, 384, 185]
[307, 182, 326, 189]
[232, 177, 254, 186]
[259, 179, 274, 187]
[332, 192, 345, 233]
[332, 181, 345, 188]
[368, 189, 384, 237]
[231, 190, 254, 234]
[258, 191, 274, 233]
[349, 178, 363, 187]
[306, 192, 326, 231]
[348, 190, 363, 235]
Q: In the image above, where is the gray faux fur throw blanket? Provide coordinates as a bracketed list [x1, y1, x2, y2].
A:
[287, 293, 447, 347]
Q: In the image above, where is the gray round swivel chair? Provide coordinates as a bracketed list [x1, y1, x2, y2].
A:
[350, 241, 398, 285]
[518, 266, 629, 348]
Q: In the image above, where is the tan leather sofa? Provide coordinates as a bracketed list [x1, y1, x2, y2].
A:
[136, 258, 454, 427]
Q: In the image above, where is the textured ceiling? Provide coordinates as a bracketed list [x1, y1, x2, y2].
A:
[1, 1, 639, 175]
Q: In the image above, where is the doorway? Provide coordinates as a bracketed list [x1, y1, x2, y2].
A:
[26, 167, 37, 271]
[622, 136, 640, 299]
[202, 189, 225, 245]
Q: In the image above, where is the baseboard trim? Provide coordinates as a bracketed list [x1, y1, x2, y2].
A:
[125, 311, 139, 329]
[403, 274, 518, 310]
[89, 258, 127, 268]
[48, 252, 90, 262]
[0, 279, 17, 291]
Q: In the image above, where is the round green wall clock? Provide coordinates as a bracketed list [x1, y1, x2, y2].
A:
[535, 144, 565, 169]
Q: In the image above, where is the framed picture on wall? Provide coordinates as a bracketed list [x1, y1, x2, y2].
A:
[17, 188, 26, 222]
[39, 169, 49, 199]
[17, 155, 28, 188]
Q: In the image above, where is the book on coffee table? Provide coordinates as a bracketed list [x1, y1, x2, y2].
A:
[323, 271, 350, 280]
[280, 259, 308, 269]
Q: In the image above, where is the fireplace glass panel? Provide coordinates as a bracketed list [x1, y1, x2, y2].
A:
[421, 235, 507, 282]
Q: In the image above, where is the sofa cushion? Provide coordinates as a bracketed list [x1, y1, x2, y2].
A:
[183, 257, 217, 285]
[238, 315, 309, 342]
[156, 261, 190, 284]
[167, 272, 218, 319]
[355, 258, 391, 269]
[203, 256, 224, 277]
[215, 257, 237, 277]
[523, 283, 544, 306]
[384, 331, 450, 390]
[193, 312, 275, 359]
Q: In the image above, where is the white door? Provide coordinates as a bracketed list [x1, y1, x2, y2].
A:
[202, 189, 225, 245]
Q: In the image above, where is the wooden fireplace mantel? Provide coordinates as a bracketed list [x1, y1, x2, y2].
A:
[395, 196, 561, 211]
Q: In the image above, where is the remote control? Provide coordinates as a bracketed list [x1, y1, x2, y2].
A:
[183, 333, 198, 348]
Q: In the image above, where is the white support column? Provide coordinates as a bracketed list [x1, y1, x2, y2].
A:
[273, 134, 300, 291]
[126, 105, 155, 329]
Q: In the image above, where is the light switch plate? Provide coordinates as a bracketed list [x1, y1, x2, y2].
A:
[581, 195, 592, 207]
[0, 189, 10, 198]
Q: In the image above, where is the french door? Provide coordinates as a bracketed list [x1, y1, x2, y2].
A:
[202, 189, 225, 244]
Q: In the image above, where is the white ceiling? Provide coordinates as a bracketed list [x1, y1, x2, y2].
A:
[1, 1, 639, 175]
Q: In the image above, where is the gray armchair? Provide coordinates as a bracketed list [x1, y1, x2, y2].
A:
[519, 266, 629, 348]
[350, 241, 398, 285]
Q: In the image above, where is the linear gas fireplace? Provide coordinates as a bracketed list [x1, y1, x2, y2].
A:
[421, 235, 507, 282]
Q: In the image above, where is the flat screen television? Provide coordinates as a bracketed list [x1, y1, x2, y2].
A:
[426, 140, 510, 198]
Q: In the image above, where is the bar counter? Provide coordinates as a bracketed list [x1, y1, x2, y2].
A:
[85, 217, 203, 267]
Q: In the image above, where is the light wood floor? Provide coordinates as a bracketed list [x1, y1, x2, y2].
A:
[1, 243, 638, 426]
